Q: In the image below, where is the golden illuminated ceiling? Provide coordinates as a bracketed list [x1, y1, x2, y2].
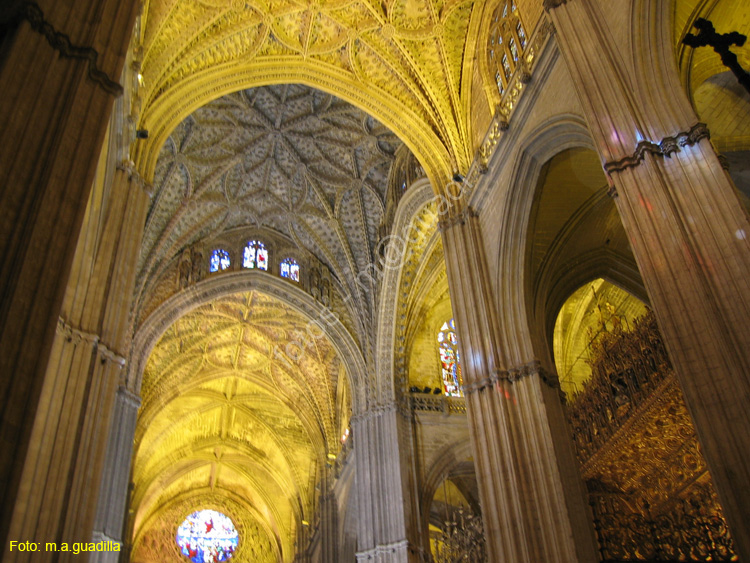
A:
[131, 290, 349, 562]
[134, 0, 487, 185]
[675, 0, 750, 101]
[136, 84, 404, 344]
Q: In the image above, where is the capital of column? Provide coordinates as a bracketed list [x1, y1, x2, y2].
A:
[12, 1, 124, 96]
[437, 206, 477, 232]
[603, 122, 710, 175]
[56, 317, 127, 367]
[350, 400, 398, 425]
[116, 385, 141, 410]
[462, 360, 561, 395]
[355, 539, 409, 561]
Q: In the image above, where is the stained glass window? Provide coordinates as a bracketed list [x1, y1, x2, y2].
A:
[509, 37, 519, 62]
[280, 258, 300, 282]
[487, 0, 528, 97]
[438, 319, 463, 397]
[502, 54, 511, 78]
[243, 241, 268, 270]
[209, 249, 231, 273]
[176, 509, 239, 563]
[516, 21, 527, 48]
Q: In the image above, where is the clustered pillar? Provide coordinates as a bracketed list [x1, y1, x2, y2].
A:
[0, 0, 139, 551]
[439, 206, 599, 562]
[352, 403, 414, 562]
[546, 0, 750, 558]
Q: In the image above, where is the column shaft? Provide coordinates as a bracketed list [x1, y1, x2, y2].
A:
[353, 404, 414, 563]
[90, 385, 140, 563]
[547, 1, 750, 557]
[440, 208, 598, 562]
[7, 165, 149, 560]
[0, 0, 139, 548]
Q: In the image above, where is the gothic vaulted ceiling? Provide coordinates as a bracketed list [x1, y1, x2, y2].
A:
[136, 84, 404, 347]
[131, 291, 349, 562]
[133, 0, 483, 185]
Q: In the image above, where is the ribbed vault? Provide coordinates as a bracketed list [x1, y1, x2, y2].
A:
[137, 84, 408, 348]
[131, 0, 489, 186]
[130, 290, 349, 562]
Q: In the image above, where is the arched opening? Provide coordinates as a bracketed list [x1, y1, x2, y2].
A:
[524, 146, 644, 367]
[130, 289, 352, 562]
[553, 280, 738, 561]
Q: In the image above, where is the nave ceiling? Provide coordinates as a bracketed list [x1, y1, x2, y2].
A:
[131, 290, 350, 562]
[137, 83, 408, 348]
[132, 0, 498, 185]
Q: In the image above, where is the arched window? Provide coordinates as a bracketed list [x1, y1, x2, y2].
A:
[438, 319, 463, 397]
[176, 509, 238, 562]
[243, 240, 268, 270]
[488, 0, 527, 97]
[209, 249, 231, 273]
[280, 258, 300, 282]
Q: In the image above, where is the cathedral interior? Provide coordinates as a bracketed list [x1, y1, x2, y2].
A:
[0, 0, 749, 561]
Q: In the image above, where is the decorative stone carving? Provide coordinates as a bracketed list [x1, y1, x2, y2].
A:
[476, 15, 555, 175]
[12, 2, 124, 96]
[603, 123, 711, 175]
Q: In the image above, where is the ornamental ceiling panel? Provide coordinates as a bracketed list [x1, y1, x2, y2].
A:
[137, 84, 406, 346]
[135, 0, 481, 182]
[132, 290, 349, 562]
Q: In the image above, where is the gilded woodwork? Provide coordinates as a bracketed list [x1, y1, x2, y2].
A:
[566, 310, 738, 561]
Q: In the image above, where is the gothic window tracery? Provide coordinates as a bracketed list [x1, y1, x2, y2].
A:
[438, 319, 463, 397]
[209, 249, 231, 273]
[176, 509, 238, 562]
[488, 0, 527, 97]
[243, 241, 268, 270]
[280, 258, 300, 282]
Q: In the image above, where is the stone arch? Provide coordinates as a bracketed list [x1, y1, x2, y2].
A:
[133, 61, 454, 190]
[130, 269, 367, 412]
[418, 439, 477, 555]
[132, 487, 282, 563]
[630, 0, 708, 140]
[374, 178, 437, 405]
[493, 114, 598, 367]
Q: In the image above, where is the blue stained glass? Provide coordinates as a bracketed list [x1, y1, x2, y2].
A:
[243, 245, 256, 269]
[502, 54, 511, 78]
[438, 319, 463, 397]
[176, 509, 238, 563]
[210, 250, 231, 273]
[243, 241, 268, 270]
[510, 37, 519, 62]
[280, 258, 300, 282]
[517, 21, 527, 48]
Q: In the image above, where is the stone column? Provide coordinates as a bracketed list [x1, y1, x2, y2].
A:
[6, 161, 150, 561]
[320, 487, 339, 562]
[90, 385, 141, 563]
[0, 0, 139, 548]
[546, 0, 750, 558]
[352, 403, 416, 563]
[439, 207, 599, 562]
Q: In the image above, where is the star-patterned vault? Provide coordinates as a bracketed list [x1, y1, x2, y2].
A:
[136, 84, 409, 347]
